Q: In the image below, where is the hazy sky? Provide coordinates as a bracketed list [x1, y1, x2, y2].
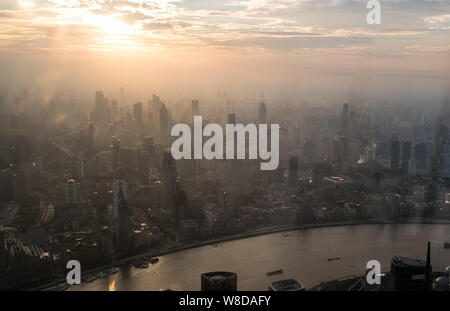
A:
[0, 0, 449, 103]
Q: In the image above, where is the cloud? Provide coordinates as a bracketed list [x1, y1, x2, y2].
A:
[0, 23, 45, 41]
[424, 14, 450, 30]
[404, 44, 450, 54]
[0, 0, 447, 56]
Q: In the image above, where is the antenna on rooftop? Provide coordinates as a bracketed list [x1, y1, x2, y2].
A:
[424, 241, 431, 291]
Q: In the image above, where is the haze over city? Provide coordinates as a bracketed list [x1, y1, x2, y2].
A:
[0, 0, 449, 103]
[1, 0, 450, 294]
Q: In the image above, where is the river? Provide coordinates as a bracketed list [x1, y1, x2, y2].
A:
[70, 223, 450, 291]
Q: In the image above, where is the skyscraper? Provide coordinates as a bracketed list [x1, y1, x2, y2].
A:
[133, 102, 143, 126]
[113, 180, 127, 221]
[126, 111, 133, 128]
[402, 141, 411, 170]
[288, 155, 298, 187]
[160, 103, 169, 143]
[147, 100, 153, 122]
[86, 122, 95, 157]
[113, 180, 130, 251]
[61, 178, 80, 205]
[142, 136, 154, 153]
[431, 83, 450, 182]
[118, 186, 131, 252]
[93, 90, 108, 123]
[415, 143, 428, 170]
[111, 136, 120, 170]
[391, 138, 400, 169]
[161, 152, 176, 212]
[342, 103, 349, 130]
[133, 102, 143, 139]
[175, 184, 186, 226]
[152, 94, 162, 114]
[259, 102, 267, 124]
[191, 100, 199, 116]
[227, 113, 236, 124]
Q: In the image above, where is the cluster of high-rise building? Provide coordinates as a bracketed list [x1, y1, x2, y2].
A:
[0, 84, 449, 290]
[0, 228, 53, 289]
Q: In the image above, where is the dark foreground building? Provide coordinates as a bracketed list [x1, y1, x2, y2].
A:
[391, 255, 431, 290]
[201, 271, 237, 291]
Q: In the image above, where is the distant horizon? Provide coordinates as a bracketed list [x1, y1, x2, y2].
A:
[0, 0, 448, 104]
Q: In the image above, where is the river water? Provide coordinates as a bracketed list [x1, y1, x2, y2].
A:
[70, 224, 450, 291]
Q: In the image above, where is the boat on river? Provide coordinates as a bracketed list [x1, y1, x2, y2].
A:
[267, 269, 283, 276]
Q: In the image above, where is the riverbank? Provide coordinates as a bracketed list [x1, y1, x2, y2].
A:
[35, 218, 450, 291]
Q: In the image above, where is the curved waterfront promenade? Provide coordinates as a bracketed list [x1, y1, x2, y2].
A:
[59, 219, 450, 291]
[38, 220, 369, 290]
[150, 218, 450, 257]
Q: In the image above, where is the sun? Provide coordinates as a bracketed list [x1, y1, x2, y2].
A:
[18, 1, 36, 8]
[74, 12, 145, 52]
[84, 14, 134, 35]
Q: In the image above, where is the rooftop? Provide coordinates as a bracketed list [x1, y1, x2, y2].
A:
[270, 279, 304, 291]
[391, 255, 426, 268]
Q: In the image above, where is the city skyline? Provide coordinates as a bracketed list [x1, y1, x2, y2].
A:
[0, 0, 448, 102]
[1, 0, 450, 294]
